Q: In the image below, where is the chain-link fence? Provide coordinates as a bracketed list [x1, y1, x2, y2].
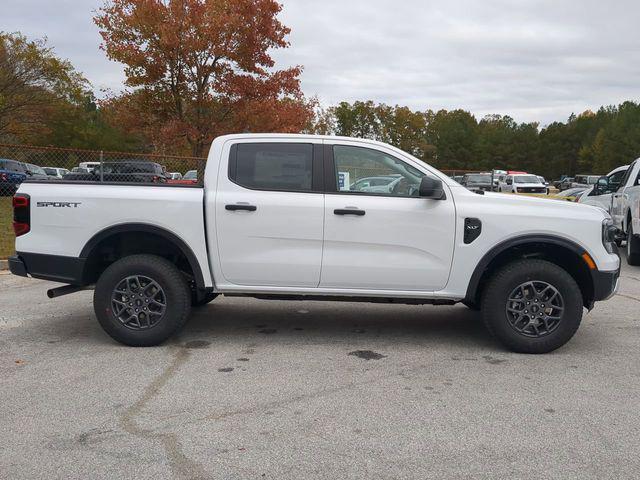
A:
[0, 143, 207, 198]
[0, 143, 207, 259]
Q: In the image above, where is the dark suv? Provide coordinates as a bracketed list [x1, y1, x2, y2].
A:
[461, 173, 494, 192]
[0, 159, 28, 196]
[63, 161, 167, 183]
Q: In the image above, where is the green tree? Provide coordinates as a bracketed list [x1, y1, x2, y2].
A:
[425, 109, 478, 169]
[0, 32, 88, 143]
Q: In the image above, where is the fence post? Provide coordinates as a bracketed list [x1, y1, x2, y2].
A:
[99, 150, 104, 182]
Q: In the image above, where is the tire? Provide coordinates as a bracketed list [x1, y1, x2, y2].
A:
[192, 291, 219, 307]
[94, 254, 191, 347]
[481, 259, 583, 354]
[627, 222, 640, 266]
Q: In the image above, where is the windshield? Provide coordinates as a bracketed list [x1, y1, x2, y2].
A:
[514, 175, 541, 184]
[183, 170, 197, 180]
[27, 164, 46, 175]
[465, 174, 491, 183]
[43, 168, 58, 175]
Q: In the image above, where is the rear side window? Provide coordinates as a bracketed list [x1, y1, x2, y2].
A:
[230, 143, 314, 192]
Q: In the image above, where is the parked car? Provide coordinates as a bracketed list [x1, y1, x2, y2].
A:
[579, 165, 629, 212]
[557, 177, 575, 191]
[167, 169, 199, 185]
[63, 161, 167, 183]
[553, 187, 588, 202]
[537, 176, 550, 194]
[571, 175, 600, 189]
[460, 173, 493, 192]
[24, 163, 50, 180]
[43, 167, 70, 179]
[0, 159, 28, 196]
[350, 175, 399, 192]
[611, 158, 640, 264]
[167, 172, 183, 180]
[71, 167, 90, 173]
[9, 134, 619, 354]
[499, 174, 547, 194]
[79, 162, 101, 173]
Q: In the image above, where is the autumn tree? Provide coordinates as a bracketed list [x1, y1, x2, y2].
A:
[0, 32, 88, 143]
[94, 0, 314, 156]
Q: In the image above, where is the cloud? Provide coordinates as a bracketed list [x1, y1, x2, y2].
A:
[2, 0, 640, 125]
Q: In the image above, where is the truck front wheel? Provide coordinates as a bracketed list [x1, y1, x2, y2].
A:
[94, 254, 192, 347]
[481, 259, 583, 354]
[627, 223, 640, 266]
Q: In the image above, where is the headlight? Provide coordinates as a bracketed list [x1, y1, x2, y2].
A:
[602, 218, 617, 254]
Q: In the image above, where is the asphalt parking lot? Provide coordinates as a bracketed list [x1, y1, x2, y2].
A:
[1, 257, 639, 479]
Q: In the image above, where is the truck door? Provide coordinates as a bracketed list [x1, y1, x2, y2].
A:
[214, 140, 325, 288]
[612, 160, 639, 229]
[320, 141, 456, 292]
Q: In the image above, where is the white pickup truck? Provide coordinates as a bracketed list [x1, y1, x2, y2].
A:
[610, 158, 640, 265]
[579, 165, 629, 212]
[9, 134, 620, 353]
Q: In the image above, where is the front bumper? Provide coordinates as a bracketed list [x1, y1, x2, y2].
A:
[591, 268, 620, 302]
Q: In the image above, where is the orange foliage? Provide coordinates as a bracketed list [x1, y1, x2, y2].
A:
[94, 0, 313, 156]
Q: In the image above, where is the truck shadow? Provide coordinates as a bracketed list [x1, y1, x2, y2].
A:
[180, 296, 496, 350]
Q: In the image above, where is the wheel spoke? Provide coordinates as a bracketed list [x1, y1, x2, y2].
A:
[505, 280, 564, 338]
[111, 275, 166, 331]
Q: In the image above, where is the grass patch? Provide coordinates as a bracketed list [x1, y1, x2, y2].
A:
[0, 197, 14, 259]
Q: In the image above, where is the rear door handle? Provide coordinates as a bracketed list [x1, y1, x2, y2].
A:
[334, 208, 365, 216]
[225, 204, 257, 212]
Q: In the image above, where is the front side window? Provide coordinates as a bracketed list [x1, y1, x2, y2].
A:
[608, 170, 626, 188]
[617, 162, 635, 192]
[231, 143, 313, 191]
[27, 164, 46, 175]
[333, 145, 425, 197]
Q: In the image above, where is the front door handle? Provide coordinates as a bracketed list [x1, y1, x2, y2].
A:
[225, 204, 257, 212]
[334, 208, 365, 216]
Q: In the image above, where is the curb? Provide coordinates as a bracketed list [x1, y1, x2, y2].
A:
[0, 259, 8, 271]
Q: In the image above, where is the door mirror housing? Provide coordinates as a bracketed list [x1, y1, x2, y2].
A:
[419, 176, 446, 200]
[506, 179, 513, 185]
[594, 176, 609, 195]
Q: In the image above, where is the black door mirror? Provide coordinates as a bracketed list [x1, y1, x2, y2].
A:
[594, 176, 609, 195]
[506, 179, 513, 185]
[419, 176, 445, 199]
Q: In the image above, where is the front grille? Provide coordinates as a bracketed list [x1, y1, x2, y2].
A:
[518, 187, 546, 193]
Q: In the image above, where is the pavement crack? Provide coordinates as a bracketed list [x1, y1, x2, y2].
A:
[616, 293, 640, 304]
[119, 347, 209, 480]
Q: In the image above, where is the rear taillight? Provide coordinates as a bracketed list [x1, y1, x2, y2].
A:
[12, 193, 30, 236]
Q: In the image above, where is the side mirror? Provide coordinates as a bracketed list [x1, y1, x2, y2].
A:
[594, 176, 609, 195]
[506, 179, 513, 185]
[419, 176, 445, 200]
[25, 170, 33, 176]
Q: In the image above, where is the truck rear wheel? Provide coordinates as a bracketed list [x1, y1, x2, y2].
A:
[481, 259, 583, 354]
[94, 254, 191, 347]
[626, 223, 640, 266]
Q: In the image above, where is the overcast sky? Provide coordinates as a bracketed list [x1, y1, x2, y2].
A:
[3, 0, 640, 125]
